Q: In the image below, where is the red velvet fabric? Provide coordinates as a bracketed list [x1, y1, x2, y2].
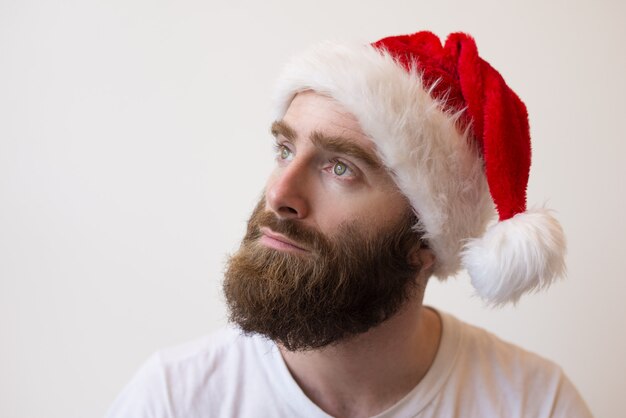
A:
[372, 32, 530, 221]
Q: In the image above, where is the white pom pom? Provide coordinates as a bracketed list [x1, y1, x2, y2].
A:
[461, 208, 567, 306]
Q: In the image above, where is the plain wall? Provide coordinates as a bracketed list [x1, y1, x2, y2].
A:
[1, 1, 624, 417]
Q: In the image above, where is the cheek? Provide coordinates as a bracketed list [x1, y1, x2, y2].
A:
[314, 192, 382, 232]
[315, 201, 349, 230]
[355, 191, 411, 227]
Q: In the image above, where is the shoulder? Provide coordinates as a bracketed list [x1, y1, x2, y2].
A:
[105, 326, 277, 418]
[155, 325, 260, 369]
[435, 311, 593, 418]
[448, 312, 562, 379]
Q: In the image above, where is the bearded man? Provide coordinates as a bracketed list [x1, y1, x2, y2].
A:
[106, 31, 593, 418]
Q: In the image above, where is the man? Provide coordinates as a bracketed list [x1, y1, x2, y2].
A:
[106, 31, 593, 417]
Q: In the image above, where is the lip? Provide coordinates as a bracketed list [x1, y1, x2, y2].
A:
[259, 227, 309, 253]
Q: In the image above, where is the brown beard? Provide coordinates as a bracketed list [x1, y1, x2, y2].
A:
[223, 198, 424, 352]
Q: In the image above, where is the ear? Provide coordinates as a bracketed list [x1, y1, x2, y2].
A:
[408, 245, 436, 276]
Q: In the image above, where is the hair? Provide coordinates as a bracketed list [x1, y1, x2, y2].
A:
[223, 198, 428, 351]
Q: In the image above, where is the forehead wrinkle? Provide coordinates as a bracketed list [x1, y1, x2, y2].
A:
[309, 131, 383, 171]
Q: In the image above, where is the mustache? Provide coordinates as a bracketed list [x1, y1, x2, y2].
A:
[246, 208, 331, 254]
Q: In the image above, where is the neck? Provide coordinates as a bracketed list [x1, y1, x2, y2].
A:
[279, 296, 441, 418]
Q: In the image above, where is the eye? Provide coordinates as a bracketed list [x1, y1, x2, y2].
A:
[329, 159, 356, 179]
[333, 161, 348, 176]
[274, 143, 293, 161]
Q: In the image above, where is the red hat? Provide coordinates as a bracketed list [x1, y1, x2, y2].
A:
[271, 31, 566, 305]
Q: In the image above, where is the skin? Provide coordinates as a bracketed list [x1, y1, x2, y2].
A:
[266, 92, 407, 237]
[263, 91, 442, 418]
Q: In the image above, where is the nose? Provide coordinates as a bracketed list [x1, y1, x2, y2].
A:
[266, 161, 310, 220]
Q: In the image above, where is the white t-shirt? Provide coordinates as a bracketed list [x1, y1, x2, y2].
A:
[105, 310, 593, 418]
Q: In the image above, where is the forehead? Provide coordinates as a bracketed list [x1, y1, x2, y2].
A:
[282, 91, 377, 154]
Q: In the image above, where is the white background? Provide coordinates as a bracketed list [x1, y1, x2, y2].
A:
[1, 1, 624, 417]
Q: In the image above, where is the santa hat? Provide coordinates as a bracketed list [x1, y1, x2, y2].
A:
[271, 31, 566, 305]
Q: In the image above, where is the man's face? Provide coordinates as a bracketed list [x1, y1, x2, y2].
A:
[265, 91, 411, 237]
[223, 91, 425, 351]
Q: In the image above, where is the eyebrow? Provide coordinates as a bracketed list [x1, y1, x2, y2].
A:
[271, 120, 296, 141]
[270, 120, 382, 170]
